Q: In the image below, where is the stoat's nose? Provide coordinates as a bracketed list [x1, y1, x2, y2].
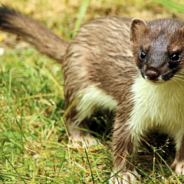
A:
[145, 69, 160, 81]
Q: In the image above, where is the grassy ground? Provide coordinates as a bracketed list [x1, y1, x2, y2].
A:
[1, 0, 184, 183]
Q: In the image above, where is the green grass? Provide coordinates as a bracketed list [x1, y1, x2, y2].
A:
[0, 49, 114, 183]
[1, 0, 184, 183]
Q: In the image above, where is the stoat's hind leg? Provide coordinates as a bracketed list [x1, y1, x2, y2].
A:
[65, 87, 117, 147]
[68, 119, 99, 146]
[66, 105, 98, 147]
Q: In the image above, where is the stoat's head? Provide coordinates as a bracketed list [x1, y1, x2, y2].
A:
[130, 18, 184, 83]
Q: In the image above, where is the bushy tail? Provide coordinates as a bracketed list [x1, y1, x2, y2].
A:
[0, 5, 69, 63]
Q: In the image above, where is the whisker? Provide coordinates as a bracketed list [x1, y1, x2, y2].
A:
[174, 73, 184, 77]
[172, 78, 183, 86]
[174, 75, 184, 79]
[172, 77, 184, 86]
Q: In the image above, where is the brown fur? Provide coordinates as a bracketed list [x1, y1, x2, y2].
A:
[113, 85, 135, 172]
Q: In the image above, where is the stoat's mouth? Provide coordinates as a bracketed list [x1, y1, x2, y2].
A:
[139, 66, 181, 84]
[141, 72, 165, 84]
[140, 68, 164, 83]
[143, 73, 184, 86]
[144, 76, 165, 84]
[142, 70, 177, 84]
[140, 64, 182, 83]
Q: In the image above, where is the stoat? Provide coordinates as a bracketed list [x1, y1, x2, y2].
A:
[1, 5, 184, 184]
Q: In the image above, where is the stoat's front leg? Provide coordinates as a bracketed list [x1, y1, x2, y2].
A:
[110, 105, 140, 184]
[171, 133, 184, 175]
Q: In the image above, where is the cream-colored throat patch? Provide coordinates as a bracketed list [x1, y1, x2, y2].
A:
[129, 76, 184, 136]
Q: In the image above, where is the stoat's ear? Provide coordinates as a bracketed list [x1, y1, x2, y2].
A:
[130, 18, 148, 43]
[178, 26, 184, 37]
[180, 26, 184, 32]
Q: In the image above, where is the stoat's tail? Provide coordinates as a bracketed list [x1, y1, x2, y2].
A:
[0, 5, 69, 63]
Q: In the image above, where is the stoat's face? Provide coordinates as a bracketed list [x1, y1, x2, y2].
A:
[130, 18, 184, 83]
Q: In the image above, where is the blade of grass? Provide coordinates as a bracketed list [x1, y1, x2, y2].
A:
[156, 152, 181, 183]
[155, 0, 184, 13]
[84, 147, 95, 183]
[2, 153, 27, 184]
[72, 0, 90, 38]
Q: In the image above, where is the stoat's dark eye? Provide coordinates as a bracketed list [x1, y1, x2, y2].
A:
[170, 53, 180, 61]
[139, 51, 146, 60]
[169, 53, 180, 68]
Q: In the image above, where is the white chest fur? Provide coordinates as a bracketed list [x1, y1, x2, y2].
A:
[129, 76, 184, 138]
[76, 86, 117, 123]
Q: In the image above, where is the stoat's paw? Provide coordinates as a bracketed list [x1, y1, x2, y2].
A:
[71, 135, 98, 147]
[81, 136, 99, 147]
[171, 160, 184, 175]
[109, 170, 138, 184]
